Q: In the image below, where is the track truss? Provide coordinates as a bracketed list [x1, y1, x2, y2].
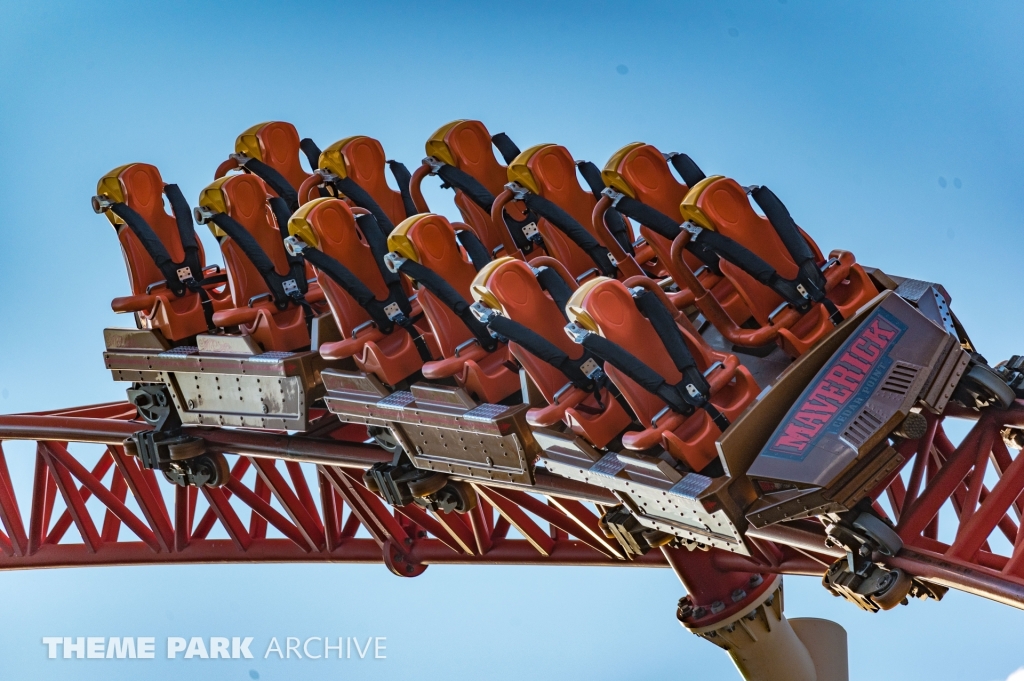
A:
[2, 401, 1024, 613]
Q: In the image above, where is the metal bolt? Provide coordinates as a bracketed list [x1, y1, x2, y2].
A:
[485, 456, 493, 466]
[731, 589, 747, 603]
[262, 403, 269, 414]
[187, 400, 195, 409]
[710, 601, 725, 614]
[749, 574, 763, 587]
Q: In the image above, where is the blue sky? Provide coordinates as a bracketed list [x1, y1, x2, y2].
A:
[1, 1, 1023, 679]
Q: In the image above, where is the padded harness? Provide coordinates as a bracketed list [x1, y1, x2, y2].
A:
[108, 184, 225, 328]
[569, 288, 730, 431]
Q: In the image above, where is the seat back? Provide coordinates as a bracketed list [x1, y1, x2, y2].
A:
[290, 197, 393, 337]
[425, 120, 518, 254]
[603, 142, 697, 269]
[233, 121, 312, 195]
[508, 144, 618, 280]
[389, 213, 480, 355]
[319, 136, 409, 228]
[471, 257, 582, 398]
[98, 163, 207, 297]
[427, 120, 508, 196]
[197, 173, 311, 351]
[567, 277, 712, 424]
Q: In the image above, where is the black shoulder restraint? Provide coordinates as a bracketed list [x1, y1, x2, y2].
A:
[749, 186, 840, 322]
[606, 179, 840, 320]
[294, 236, 432, 362]
[473, 265, 603, 394]
[386, 160, 418, 218]
[518, 192, 618, 278]
[389, 257, 497, 353]
[235, 156, 300, 213]
[324, 174, 396, 235]
[207, 212, 310, 320]
[455, 229, 491, 271]
[299, 138, 322, 172]
[568, 288, 729, 431]
[491, 133, 521, 164]
[665, 152, 707, 187]
[606, 192, 722, 272]
[428, 156, 539, 254]
[108, 185, 224, 329]
[576, 161, 634, 257]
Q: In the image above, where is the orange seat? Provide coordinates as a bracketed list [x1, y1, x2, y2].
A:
[388, 214, 520, 403]
[94, 163, 231, 343]
[682, 177, 878, 356]
[602, 143, 750, 323]
[505, 143, 640, 283]
[415, 120, 536, 258]
[288, 198, 430, 387]
[197, 173, 322, 352]
[567, 277, 759, 473]
[317, 136, 415, 229]
[215, 122, 318, 206]
[471, 258, 632, 447]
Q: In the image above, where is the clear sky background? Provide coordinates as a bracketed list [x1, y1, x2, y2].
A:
[2, 1, 1023, 679]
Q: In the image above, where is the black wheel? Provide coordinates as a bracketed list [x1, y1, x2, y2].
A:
[853, 512, 903, 556]
[957, 364, 1016, 410]
[873, 568, 912, 610]
[168, 437, 205, 461]
[407, 472, 448, 498]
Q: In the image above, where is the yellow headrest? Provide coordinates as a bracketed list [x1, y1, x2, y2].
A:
[601, 142, 646, 199]
[506, 143, 552, 195]
[424, 120, 465, 167]
[388, 213, 432, 263]
[469, 256, 517, 312]
[287, 197, 337, 249]
[234, 122, 272, 161]
[197, 176, 232, 238]
[95, 164, 132, 227]
[679, 175, 725, 229]
[564, 276, 611, 333]
[318, 136, 363, 180]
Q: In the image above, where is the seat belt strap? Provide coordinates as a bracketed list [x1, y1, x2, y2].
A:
[484, 314, 597, 392]
[238, 157, 299, 212]
[393, 259, 497, 352]
[386, 160, 418, 218]
[455, 229, 492, 271]
[520, 193, 617, 277]
[490, 133, 521, 165]
[576, 161, 634, 256]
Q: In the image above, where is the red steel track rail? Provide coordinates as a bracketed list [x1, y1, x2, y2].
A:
[3, 401, 1024, 613]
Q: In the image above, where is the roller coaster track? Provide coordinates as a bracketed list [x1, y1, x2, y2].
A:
[2, 401, 1024, 615]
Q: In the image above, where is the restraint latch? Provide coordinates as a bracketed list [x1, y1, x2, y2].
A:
[681, 221, 704, 239]
[383, 252, 407, 274]
[601, 187, 625, 207]
[282, 279, 300, 296]
[383, 302, 402, 321]
[504, 182, 529, 201]
[796, 283, 811, 300]
[229, 152, 252, 166]
[470, 301, 497, 324]
[91, 195, 114, 213]
[521, 222, 540, 241]
[423, 156, 445, 175]
[193, 206, 214, 224]
[564, 322, 591, 344]
[283, 235, 307, 257]
[176, 267, 194, 283]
